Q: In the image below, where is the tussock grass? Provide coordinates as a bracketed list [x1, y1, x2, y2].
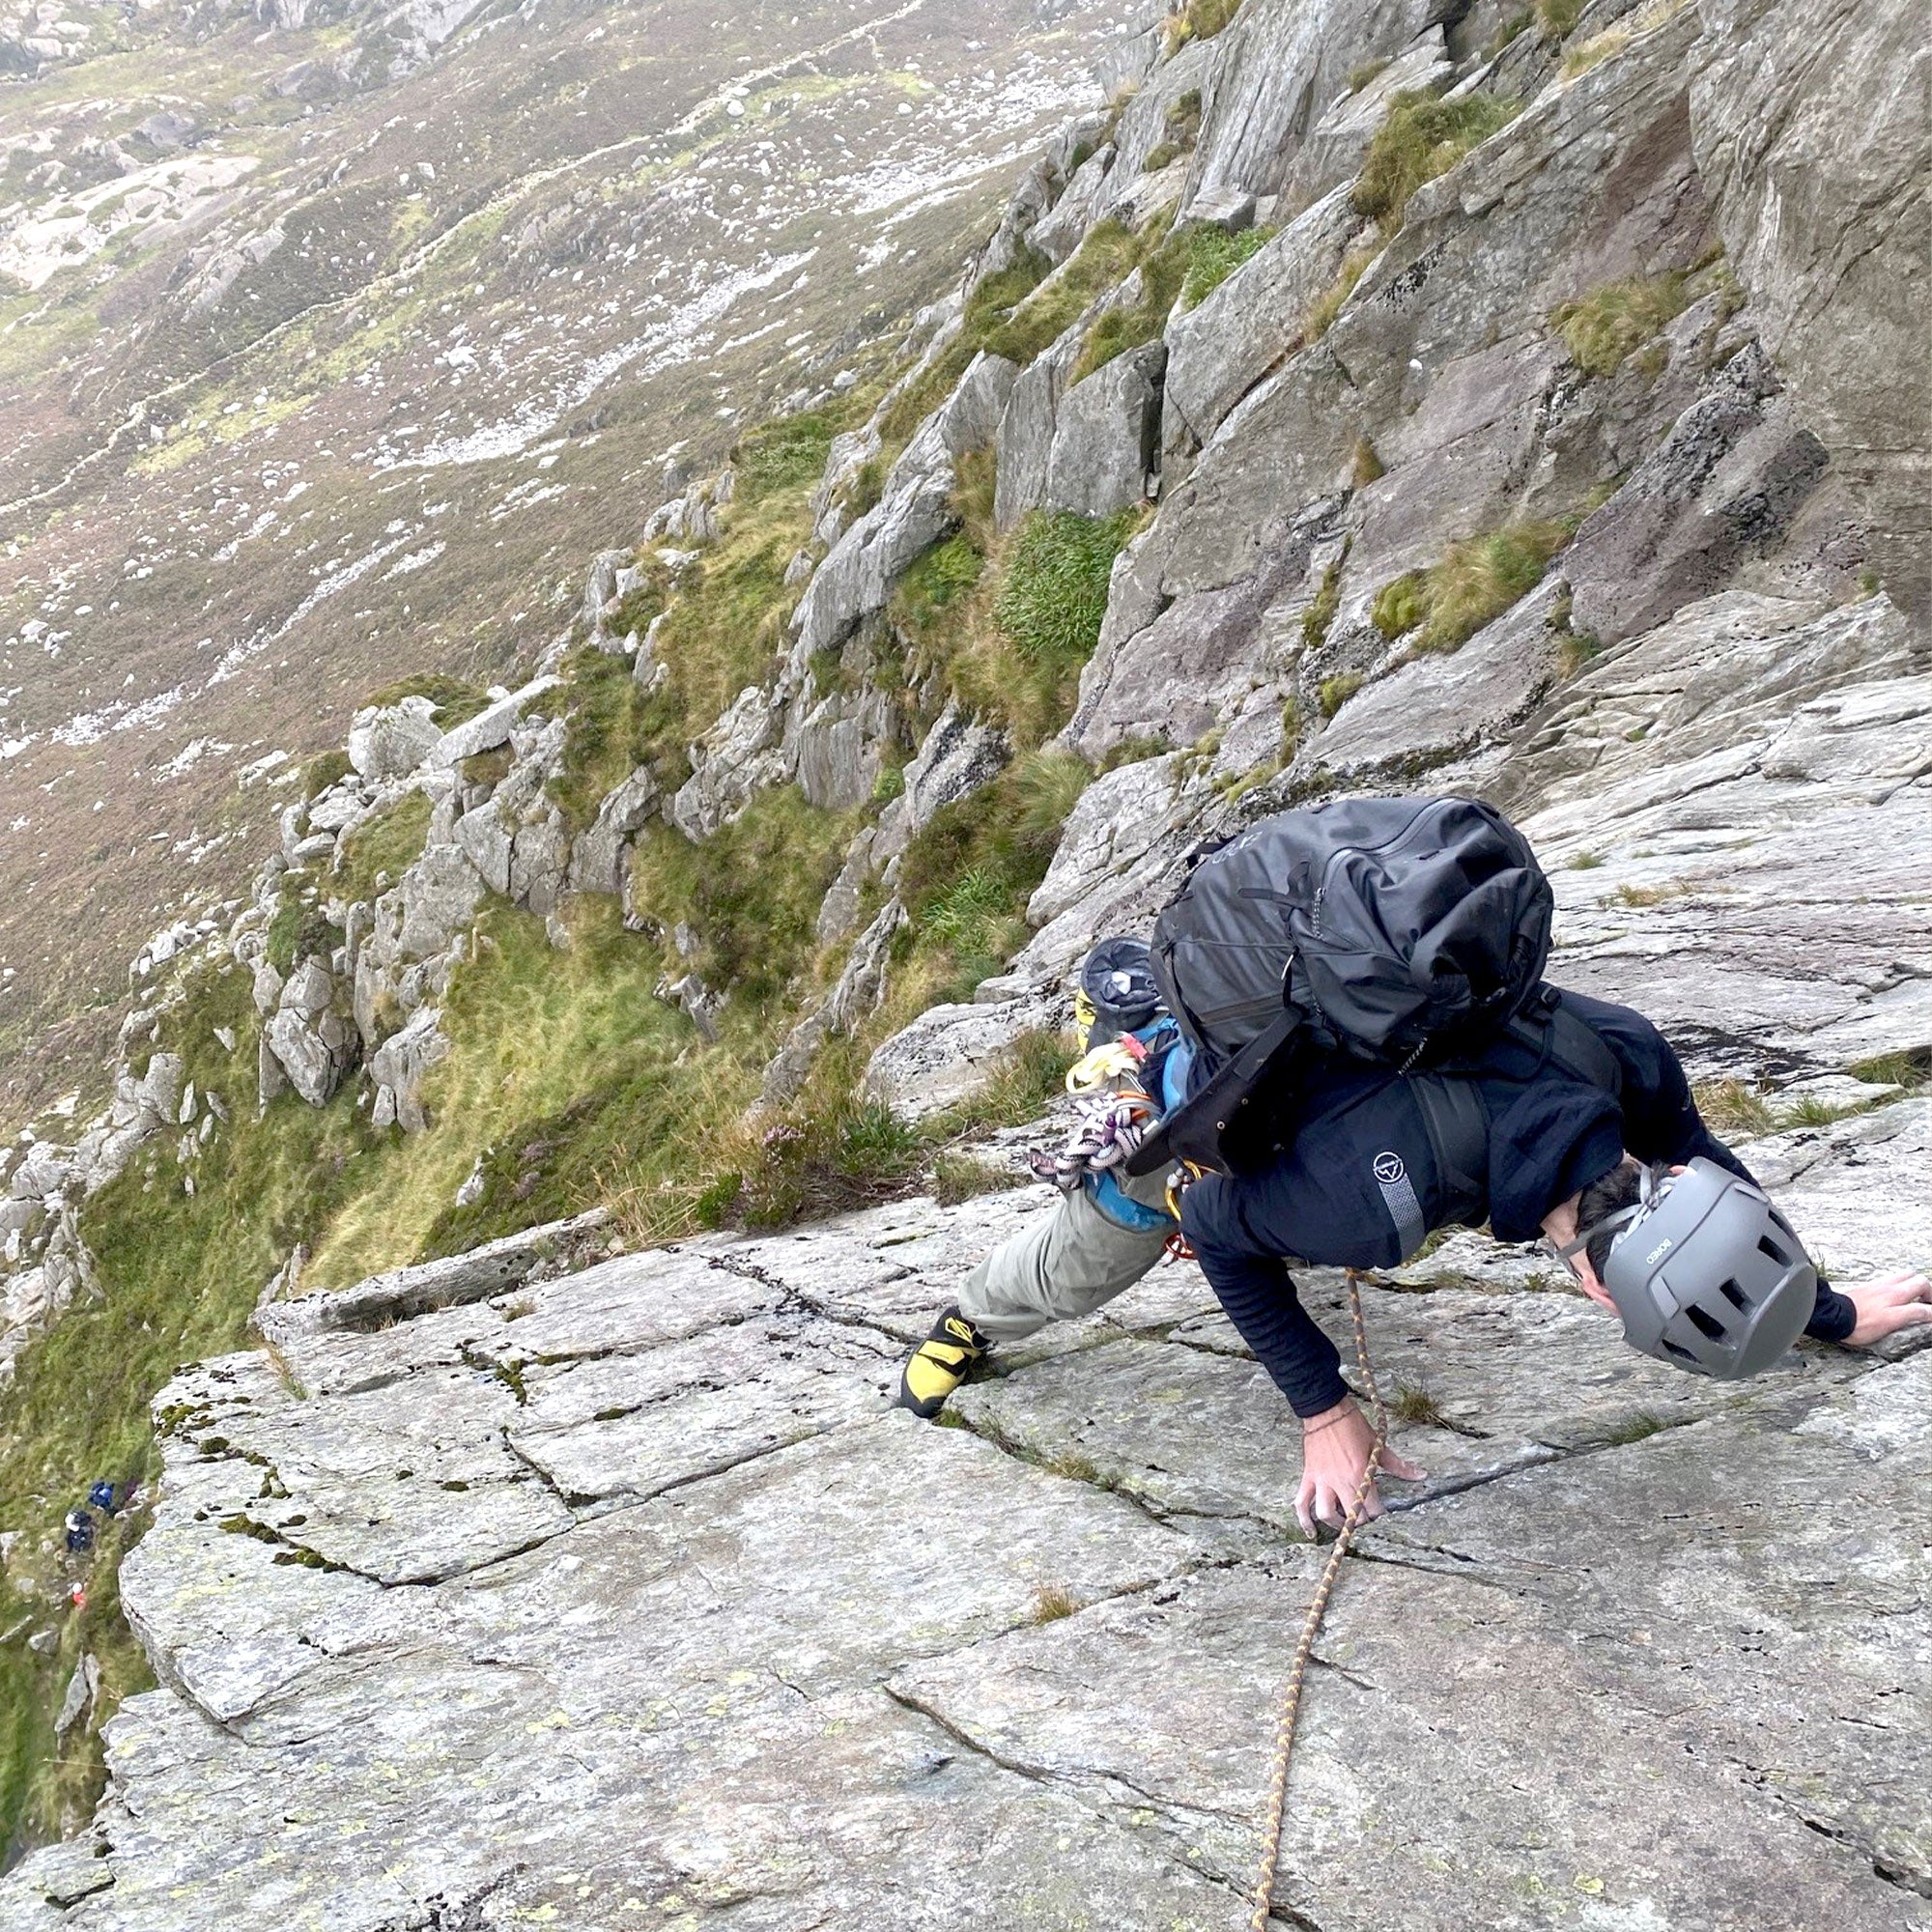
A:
[1551, 273, 1688, 378]
[1179, 222, 1271, 309]
[1163, 0, 1241, 53]
[1562, 0, 1689, 76]
[730, 410, 839, 503]
[1391, 1382, 1447, 1428]
[1372, 519, 1573, 654]
[1535, 0, 1586, 38]
[1352, 91, 1520, 234]
[932, 1152, 1026, 1206]
[360, 671, 490, 727]
[1319, 672, 1362, 719]
[1694, 1078, 1776, 1137]
[994, 510, 1136, 668]
[1028, 1583, 1082, 1623]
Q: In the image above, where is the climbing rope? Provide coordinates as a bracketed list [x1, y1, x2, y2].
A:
[1246, 1267, 1389, 1932]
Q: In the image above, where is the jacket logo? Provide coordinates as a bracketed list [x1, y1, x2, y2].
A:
[1373, 1151, 1406, 1185]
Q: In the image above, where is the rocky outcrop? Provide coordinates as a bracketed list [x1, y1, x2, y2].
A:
[8, 1087, 1922, 1928]
[346, 696, 441, 783]
[1690, 0, 1931, 611]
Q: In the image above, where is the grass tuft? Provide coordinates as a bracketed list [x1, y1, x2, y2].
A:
[1028, 1583, 1082, 1623]
[1303, 244, 1378, 342]
[1551, 274, 1688, 379]
[994, 510, 1136, 669]
[1179, 224, 1270, 309]
[1694, 1078, 1776, 1137]
[1352, 91, 1520, 234]
[1319, 672, 1363, 719]
[1374, 519, 1573, 655]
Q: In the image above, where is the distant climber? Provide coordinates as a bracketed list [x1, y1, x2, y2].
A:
[87, 1481, 118, 1515]
[896, 798, 1932, 1538]
[63, 1508, 95, 1556]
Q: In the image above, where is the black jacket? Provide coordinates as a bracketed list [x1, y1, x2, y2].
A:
[1179, 989, 1856, 1417]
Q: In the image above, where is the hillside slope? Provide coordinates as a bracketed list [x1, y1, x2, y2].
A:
[0, 0, 1926, 1917]
[0, 0, 1124, 1114]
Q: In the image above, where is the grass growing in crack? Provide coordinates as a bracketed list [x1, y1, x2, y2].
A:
[1610, 879, 1691, 908]
[1179, 223, 1271, 308]
[1567, 851, 1605, 870]
[1303, 244, 1378, 342]
[1849, 1050, 1930, 1092]
[1371, 519, 1573, 654]
[1029, 1584, 1082, 1624]
[1551, 273, 1689, 378]
[993, 510, 1136, 669]
[1694, 1078, 1776, 1138]
[1319, 672, 1362, 719]
[1352, 91, 1520, 234]
[1390, 1383, 1448, 1429]
[1604, 1409, 1669, 1446]
[932, 1152, 1026, 1207]
[1561, 0, 1689, 77]
[1163, 0, 1240, 52]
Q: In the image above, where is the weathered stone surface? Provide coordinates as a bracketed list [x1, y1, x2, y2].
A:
[1278, 30, 1452, 212]
[669, 684, 790, 840]
[1502, 590, 1931, 1077]
[1564, 343, 1829, 646]
[365, 1004, 448, 1134]
[760, 897, 906, 1107]
[791, 352, 1016, 663]
[862, 987, 1070, 1121]
[1690, 0, 1931, 610]
[1188, 0, 1435, 209]
[1160, 182, 1358, 454]
[1309, 578, 1567, 780]
[426, 673, 560, 768]
[565, 763, 661, 895]
[1041, 340, 1165, 519]
[345, 695, 440, 782]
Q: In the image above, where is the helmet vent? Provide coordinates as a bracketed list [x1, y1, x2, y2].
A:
[1717, 1277, 1750, 1312]
[1685, 1303, 1727, 1341]
[1661, 1337, 1698, 1362]
[1757, 1234, 1791, 1266]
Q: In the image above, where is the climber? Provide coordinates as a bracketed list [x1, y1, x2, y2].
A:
[896, 797, 1932, 1539]
[63, 1509, 95, 1556]
[896, 936, 1192, 1420]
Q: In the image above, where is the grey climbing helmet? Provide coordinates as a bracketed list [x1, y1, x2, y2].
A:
[1572, 1158, 1817, 1379]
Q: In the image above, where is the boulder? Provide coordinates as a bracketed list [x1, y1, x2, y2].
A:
[670, 687, 792, 841]
[1041, 341, 1165, 521]
[872, 699, 1009, 879]
[862, 987, 1070, 1121]
[793, 682, 898, 812]
[508, 808, 570, 918]
[428, 675, 561, 768]
[395, 842, 485, 960]
[367, 1007, 450, 1135]
[346, 696, 441, 783]
[790, 354, 1018, 665]
[567, 767, 662, 896]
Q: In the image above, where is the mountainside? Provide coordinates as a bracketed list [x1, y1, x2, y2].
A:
[0, 0, 1926, 1919]
[0, 0, 1124, 1115]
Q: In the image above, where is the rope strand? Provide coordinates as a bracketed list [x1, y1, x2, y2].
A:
[1247, 1268, 1387, 1932]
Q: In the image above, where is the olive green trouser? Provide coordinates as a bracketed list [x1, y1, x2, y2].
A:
[955, 1165, 1176, 1343]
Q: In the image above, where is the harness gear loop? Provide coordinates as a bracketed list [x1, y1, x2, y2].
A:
[1247, 1266, 1388, 1932]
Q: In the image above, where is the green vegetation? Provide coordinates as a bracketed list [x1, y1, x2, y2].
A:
[1301, 559, 1344, 653]
[1551, 273, 1689, 378]
[1142, 90, 1204, 174]
[891, 535, 984, 639]
[335, 792, 433, 905]
[1371, 518, 1574, 654]
[1849, 1050, 1930, 1092]
[993, 510, 1136, 668]
[933, 1151, 1027, 1206]
[1694, 1078, 1775, 1137]
[1561, 0, 1685, 77]
[360, 672, 490, 727]
[1179, 223, 1270, 308]
[1320, 671, 1363, 718]
[1604, 1409, 1669, 1446]
[1535, 0, 1587, 38]
[1567, 851, 1605, 870]
[1352, 91, 1520, 233]
[550, 645, 649, 832]
[731, 410, 840, 502]
[1391, 1382, 1448, 1428]
[1163, 0, 1242, 52]
[1347, 57, 1391, 95]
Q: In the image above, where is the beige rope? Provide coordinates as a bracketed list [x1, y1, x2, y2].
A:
[1247, 1267, 1388, 1932]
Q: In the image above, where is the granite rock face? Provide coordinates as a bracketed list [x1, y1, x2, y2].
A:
[6, 1095, 1924, 1930]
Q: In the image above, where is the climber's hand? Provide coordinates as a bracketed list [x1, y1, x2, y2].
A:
[1841, 1270, 1932, 1349]
[1295, 1397, 1425, 1540]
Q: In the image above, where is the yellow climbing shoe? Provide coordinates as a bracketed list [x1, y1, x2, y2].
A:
[896, 1307, 990, 1419]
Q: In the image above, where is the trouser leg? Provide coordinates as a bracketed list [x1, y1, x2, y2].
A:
[957, 1166, 1175, 1344]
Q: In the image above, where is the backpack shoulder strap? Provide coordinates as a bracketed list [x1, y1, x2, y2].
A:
[1509, 988, 1623, 1095]
[1408, 1073, 1488, 1228]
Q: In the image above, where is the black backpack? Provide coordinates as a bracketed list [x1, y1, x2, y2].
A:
[1126, 795, 1618, 1181]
